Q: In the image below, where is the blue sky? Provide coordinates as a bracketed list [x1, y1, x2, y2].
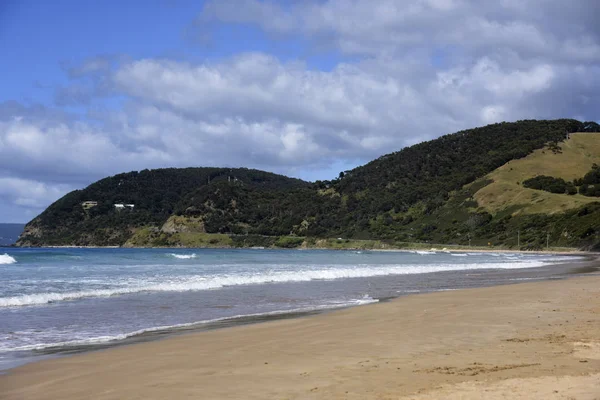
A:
[1, 1, 346, 104]
[0, 0, 599, 222]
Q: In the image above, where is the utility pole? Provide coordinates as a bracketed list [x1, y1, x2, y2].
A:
[546, 233, 550, 250]
[517, 230, 520, 248]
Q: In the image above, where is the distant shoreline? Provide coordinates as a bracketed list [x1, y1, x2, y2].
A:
[10, 245, 593, 257]
[9, 243, 593, 256]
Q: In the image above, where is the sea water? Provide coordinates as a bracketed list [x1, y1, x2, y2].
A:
[0, 247, 584, 370]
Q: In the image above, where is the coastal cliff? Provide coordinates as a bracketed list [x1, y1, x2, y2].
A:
[16, 119, 600, 250]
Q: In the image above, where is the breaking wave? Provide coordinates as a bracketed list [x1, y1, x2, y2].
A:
[169, 253, 197, 259]
[0, 261, 549, 308]
[0, 254, 16, 264]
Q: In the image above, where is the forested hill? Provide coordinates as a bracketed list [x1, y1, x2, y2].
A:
[17, 168, 316, 246]
[16, 119, 600, 249]
[335, 120, 589, 209]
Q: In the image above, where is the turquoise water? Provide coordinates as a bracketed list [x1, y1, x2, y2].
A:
[0, 247, 582, 370]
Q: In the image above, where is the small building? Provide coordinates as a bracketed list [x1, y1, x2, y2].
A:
[81, 201, 98, 209]
[114, 203, 135, 210]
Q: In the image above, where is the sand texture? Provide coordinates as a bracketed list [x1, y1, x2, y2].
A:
[2, 276, 599, 399]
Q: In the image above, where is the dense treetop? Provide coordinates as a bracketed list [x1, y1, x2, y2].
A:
[523, 176, 577, 195]
[334, 119, 584, 212]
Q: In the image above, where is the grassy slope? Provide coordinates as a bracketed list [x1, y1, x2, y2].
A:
[474, 133, 600, 215]
[124, 228, 234, 248]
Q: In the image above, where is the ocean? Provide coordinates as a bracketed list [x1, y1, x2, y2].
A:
[0, 247, 585, 371]
[0, 224, 24, 246]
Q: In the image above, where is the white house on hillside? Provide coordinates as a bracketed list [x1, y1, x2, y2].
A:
[114, 203, 135, 209]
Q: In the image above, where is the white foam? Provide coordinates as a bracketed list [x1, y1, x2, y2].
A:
[0, 298, 378, 353]
[539, 255, 584, 262]
[415, 251, 436, 255]
[0, 261, 550, 308]
[450, 253, 468, 257]
[0, 254, 16, 264]
[508, 277, 539, 281]
[169, 253, 197, 259]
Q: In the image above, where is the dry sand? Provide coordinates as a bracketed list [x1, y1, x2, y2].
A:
[2, 276, 599, 400]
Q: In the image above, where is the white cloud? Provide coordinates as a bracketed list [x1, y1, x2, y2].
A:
[480, 105, 506, 125]
[2, 0, 599, 221]
[0, 177, 73, 209]
[200, 0, 600, 63]
[0, 117, 125, 180]
[3, 52, 594, 192]
[436, 59, 555, 98]
[113, 55, 391, 133]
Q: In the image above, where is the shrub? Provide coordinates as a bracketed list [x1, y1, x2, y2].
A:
[274, 236, 305, 248]
[523, 175, 569, 194]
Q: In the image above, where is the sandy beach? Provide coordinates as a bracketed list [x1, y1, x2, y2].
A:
[2, 274, 599, 400]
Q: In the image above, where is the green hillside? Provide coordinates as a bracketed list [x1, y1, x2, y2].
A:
[474, 133, 600, 215]
[17, 168, 319, 246]
[16, 119, 600, 250]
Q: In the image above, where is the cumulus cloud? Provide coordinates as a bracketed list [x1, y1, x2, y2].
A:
[199, 0, 600, 62]
[0, 177, 73, 215]
[0, 116, 124, 182]
[113, 54, 403, 145]
[1, 0, 599, 221]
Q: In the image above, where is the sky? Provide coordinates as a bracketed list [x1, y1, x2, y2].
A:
[0, 0, 599, 223]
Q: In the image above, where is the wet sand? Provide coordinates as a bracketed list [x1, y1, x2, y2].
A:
[2, 275, 599, 399]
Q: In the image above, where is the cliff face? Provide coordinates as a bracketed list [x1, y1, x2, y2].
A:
[160, 216, 206, 234]
[16, 217, 133, 248]
[16, 221, 42, 247]
[122, 216, 214, 248]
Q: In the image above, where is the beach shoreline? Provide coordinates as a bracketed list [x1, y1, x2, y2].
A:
[1, 254, 594, 373]
[6, 243, 594, 256]
[2, 265, 599, 399]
